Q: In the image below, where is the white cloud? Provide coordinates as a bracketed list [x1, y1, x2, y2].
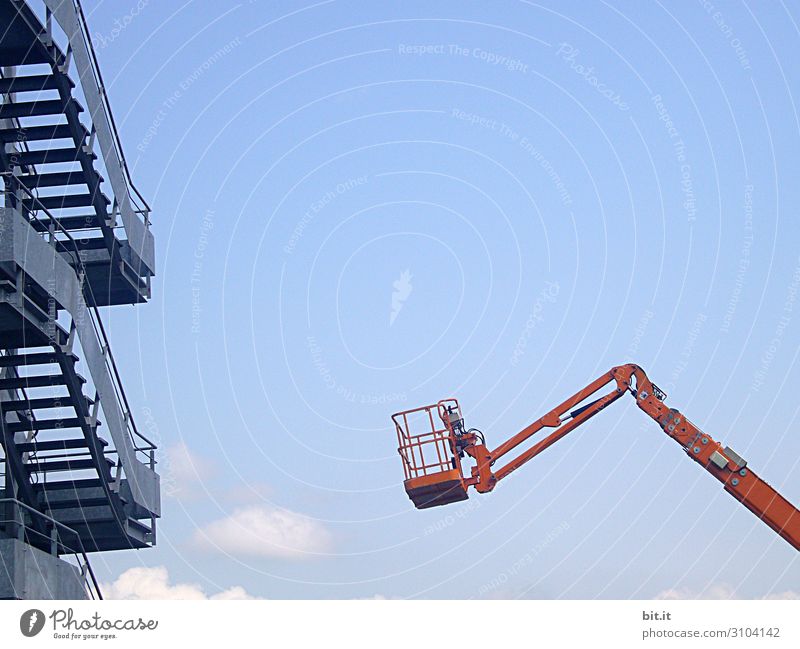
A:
[101, 566, 258, 600]
[764, 591, 800, 600]
[210, 586, 257, 600]
[656, 583, 736, 600]
[163, 442, 216, 497]
[192, 505, 332, 559]
[656, 583, 799, 600]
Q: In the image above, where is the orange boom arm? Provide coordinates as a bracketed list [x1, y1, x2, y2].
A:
[392, 364, 800, 551]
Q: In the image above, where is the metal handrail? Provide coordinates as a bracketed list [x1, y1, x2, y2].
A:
[88, 306, 157, 454]
[69, 0, 151, 218]
[0, 179, 157, 457]
[6, 447, 122, 462]
[0, 497, 103, 599]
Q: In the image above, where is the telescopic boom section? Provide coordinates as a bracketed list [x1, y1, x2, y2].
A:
[392, 364, 800, 551]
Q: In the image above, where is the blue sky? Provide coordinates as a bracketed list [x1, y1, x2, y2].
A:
[82, 0, 800, 599]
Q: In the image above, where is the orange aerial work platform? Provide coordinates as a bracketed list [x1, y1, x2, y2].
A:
[391, 364, 800, 552]
[392, 400, 471, 509]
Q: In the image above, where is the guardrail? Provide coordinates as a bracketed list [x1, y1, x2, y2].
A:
[68, 0, 151, 223]
[0, 497, 102, 599]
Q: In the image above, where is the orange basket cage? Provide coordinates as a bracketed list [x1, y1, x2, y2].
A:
[392, 399, 470, 509]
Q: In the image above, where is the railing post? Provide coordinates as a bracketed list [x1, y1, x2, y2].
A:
[15, 268, 24, 308]
[50, 525, 58, 556]
[112, 461, 122, 493]
[43, 7, 53, 46]
[59, 44, 72, 74]
[85, 125, 96, 154]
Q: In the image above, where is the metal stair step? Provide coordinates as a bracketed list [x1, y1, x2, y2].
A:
[17, 170, 100, 189]
[23, 192, 109, 210]
[0, 395, 93, 411]
[32, 477, 104, 492]
[42, 497, 112, 511]
[0, 351, 77, 367]
[16, 437, 107, 453]
[0, 46, 55, 68]
[0, 74, 70, 94]
[55, 236, 110, 251]
[13, 147, 94, 165]
[0, 123, 87, 142]
[0, 98, 82, 119]
[7, 416, 100, 433]
[30, 214, 102, 232]
[0, 373, 84, 390]
[53, 512, 121, 526]
[26, 456, 115, 473]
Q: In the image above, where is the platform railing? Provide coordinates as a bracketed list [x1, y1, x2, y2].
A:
[393, 403, 458, 479]
[0, 496, 102, 599]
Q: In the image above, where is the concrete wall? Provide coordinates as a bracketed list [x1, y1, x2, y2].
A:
[0, 537, 87, 600]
